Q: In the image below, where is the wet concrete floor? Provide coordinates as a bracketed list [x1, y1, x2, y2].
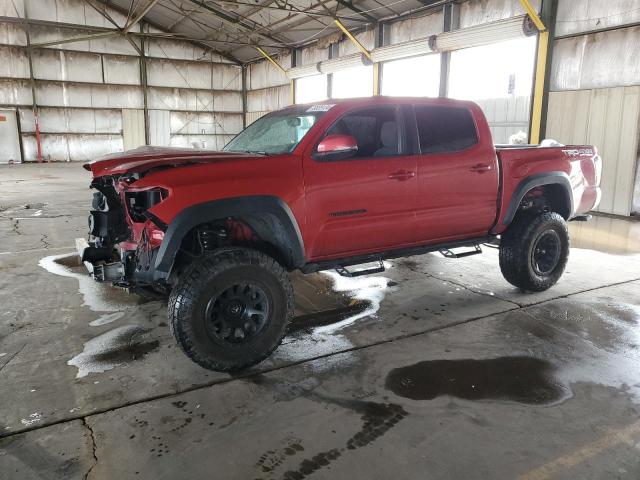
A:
[1, 163, 640, 479]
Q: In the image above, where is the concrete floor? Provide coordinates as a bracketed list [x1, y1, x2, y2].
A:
[1, 163, 640, 480]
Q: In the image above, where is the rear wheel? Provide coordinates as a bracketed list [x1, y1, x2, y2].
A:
[168, 248, 293, 371]
[499, 212, 569, 292]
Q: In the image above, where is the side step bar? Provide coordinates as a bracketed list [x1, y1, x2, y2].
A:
[439, 244, 482, 259]
[335, 261, 385, 278]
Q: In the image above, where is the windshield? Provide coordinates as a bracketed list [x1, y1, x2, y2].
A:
[223, 105, 331, 155]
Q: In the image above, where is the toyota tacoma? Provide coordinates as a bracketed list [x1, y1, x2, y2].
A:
[80, 97, 602, 371]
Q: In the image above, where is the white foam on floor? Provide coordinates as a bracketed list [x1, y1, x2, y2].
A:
[67, 325, 145, 378]
[89, 311, 125, 327]
[314, 268, 395, 334]
[38, 252, 128, 313]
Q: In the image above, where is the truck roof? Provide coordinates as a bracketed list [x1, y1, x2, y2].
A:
[291, 95, 479, 110]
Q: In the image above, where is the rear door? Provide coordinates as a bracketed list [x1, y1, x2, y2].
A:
[413, 104, 499, 242]
[303, 105, 418, 260]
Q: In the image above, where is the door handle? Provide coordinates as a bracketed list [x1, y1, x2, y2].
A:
[388, 170, 415, 181]
[470, 163, 492, 173]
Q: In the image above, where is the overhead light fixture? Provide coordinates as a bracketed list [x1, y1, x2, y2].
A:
[319, 53, 370, 74]
[371, 39, 434, 63]
[287, 63, 322, 79]
[429, 15, 536, 52]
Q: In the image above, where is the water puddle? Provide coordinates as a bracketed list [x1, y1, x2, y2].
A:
[385, 356, 571, 405]
[67, 325, 159, 378]
[274, 268, 395, 371]
[314, 268, 395, 334]
[569, 216, 640, 255]
[39, 253, 133, 312]
[38, 252, 148, 327]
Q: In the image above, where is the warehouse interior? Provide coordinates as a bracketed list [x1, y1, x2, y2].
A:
[1, 0, 640, 478]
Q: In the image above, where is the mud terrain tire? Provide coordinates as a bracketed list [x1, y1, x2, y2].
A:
[499, 212, 569, 292]
[169, 248, 293, 371]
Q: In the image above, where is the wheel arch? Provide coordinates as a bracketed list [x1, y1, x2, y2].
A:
[153, 196, 305, 280]
[501, 172, 574, 227]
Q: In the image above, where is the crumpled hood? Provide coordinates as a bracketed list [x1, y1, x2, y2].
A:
[83, 146, 263, 177]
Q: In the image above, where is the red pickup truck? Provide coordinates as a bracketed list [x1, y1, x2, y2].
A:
[81, 97, 601, 371]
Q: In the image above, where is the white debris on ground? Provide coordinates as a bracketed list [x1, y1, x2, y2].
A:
[67, 325, 147, 378]
[273, 266, 396, 372]
[39, 253, 129, 312]
[89, 311, 125, 327]
[20, 412, 42, 426]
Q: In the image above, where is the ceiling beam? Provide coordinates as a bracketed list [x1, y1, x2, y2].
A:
[185, 0, 293, 46]
[123, 0, 162, 33]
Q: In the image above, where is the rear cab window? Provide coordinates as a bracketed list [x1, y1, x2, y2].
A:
[414, 105, 478, 154]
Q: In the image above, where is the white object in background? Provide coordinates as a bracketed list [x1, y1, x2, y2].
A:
[0, 110, 21, 163]
[540, 139, 564, 147]
[509, 130, 528, 144]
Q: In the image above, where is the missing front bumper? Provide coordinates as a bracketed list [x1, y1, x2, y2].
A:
[75, 237, 124, 282]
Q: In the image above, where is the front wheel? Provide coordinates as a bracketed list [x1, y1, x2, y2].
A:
[499, 212, 569, 292]
[168, 248, 294, 371]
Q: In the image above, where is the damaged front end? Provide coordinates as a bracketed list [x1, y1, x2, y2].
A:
[78, 173, 168, 291]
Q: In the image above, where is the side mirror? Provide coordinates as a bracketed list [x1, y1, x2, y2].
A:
[314, 134, 358, 161]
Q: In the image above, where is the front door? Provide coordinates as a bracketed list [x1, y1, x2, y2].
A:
[303, 105, 417, 260]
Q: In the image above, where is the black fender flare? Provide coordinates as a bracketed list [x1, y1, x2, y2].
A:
[153, 196, 305, 279]
[501, 172, 574, 227]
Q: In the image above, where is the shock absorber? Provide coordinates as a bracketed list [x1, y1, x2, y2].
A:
[198, 226, 228, 252]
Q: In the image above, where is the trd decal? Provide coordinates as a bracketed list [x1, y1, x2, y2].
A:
[329, 209, 367, 217]
[562, 148, 594, 157]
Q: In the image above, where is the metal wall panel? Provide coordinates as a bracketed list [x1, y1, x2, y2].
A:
[245, 111, 267, 126]
[246, 85, 290, 114]
[146, 59, 242, 91]
[0, 23, 27, 45]
[339, 29, 375, 57]
[388, 10, 443, 44]
[546, 86, 640, 216]
[459, 0, 541, 28]
[551, 27, 640, 91]
[19, 107, 122, 133]
[31, 49, 103, 83]
[0, 109, 22, 163]
[148, 109, 171, 146]
[21, 133, 124, 161]
[0, 79, 32, 105]
[35, 82, 144, 109]
[122, 109, 145, 150]
[248, 54, 290, 90]
[147, 87, 242, 112]
[300, 45, 329, 66]
[1, 0, 24, 16]
[170, 134, 232, 150]
[170, 111, 243, 136]
[556, 0, 640, 37]
[0, 46, 30, 79]
[103, 56, 140, 85]
[475, 96, 531, 144]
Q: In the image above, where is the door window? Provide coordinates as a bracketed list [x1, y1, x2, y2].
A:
[414, 106, 477, 154]
[322, 106, 404, 159]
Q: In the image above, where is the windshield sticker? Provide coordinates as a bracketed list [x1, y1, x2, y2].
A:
[307, 104, 335, 112]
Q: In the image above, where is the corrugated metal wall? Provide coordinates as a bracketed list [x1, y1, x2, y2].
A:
[550, 0, 640, 215]
[546, 87, 640, 216]
[475, 96, 531, 144]
[1, 0, 243, 161]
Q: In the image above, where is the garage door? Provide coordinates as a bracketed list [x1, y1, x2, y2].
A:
[546, 86, 640, 216]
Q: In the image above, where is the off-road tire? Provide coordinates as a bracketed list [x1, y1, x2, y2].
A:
[499, 211, 569, 292]
[168, 248, 294, 371]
